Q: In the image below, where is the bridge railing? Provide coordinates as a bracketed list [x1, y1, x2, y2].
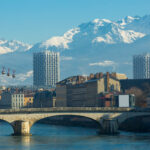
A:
[0, 107, 137, 114]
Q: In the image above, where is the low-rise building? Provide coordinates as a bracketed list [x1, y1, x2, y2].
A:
[11, 93, 24, 109]
[114, 94, 135, 107]
[97, 93, 135, 108]
[0, 91, 24, 109]
[98, 92, 115, 107]
[24, 94, 34, 107]
[56, 72, 122, 107]
[33, 90, 55, 108]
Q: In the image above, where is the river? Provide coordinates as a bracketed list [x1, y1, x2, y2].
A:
[0, 122, 150, 150]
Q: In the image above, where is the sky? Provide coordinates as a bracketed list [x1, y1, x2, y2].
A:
[0, 0, 150, 44]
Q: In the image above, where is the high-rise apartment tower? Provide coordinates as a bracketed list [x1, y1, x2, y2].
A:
[133, 53, 150, 79]
[33, 51, 60, 87]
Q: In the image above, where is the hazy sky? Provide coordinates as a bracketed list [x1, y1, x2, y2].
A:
[0, 0, 150, 44]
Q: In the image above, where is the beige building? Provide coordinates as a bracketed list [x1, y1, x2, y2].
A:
[111, 72, 127, 80]
[56, 72, 122, 107]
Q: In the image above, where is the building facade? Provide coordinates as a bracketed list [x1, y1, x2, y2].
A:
[24, 94, 34, 107]
[0, 92, 24, 109]
[33, 51, 60, 87]
[33, 90, 55, 108]
[11, 93, 24, 109]
[56, 72, 121, 107]
[133, 53, 150, 79]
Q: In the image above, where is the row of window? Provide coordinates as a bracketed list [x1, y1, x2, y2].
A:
[12, 95, 24, 98]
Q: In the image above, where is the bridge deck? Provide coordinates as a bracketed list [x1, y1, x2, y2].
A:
[0, 107, 148, 114]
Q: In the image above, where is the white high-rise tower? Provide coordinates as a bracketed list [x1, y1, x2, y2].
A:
[33, 51, 60, 87]
[133, 53, 150, 79]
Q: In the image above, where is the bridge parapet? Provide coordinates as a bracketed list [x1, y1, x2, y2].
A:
[0, 107, 136, 114]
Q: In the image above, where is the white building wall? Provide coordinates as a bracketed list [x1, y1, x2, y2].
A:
[118, 95, 129, 107]
[11, 94, 24, 109]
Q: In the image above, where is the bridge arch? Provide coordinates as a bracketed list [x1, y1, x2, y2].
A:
[0, 117, 12, 124]
[116, 113, 150, 124]
[118, 114, 150, 132]
[0, 119, 14, 135]
[30, 114, 102, 132]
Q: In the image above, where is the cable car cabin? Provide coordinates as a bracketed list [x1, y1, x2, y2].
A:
[1, 67, 5, 75]
[12, 74, 15, 78]
[1, 70, 5, 75]
[7, 72, 10, 76]
[7, 69, 10, 76]
[12, 70, 16, 78]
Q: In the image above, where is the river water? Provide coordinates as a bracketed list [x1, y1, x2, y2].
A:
[0, 122, 150, 150]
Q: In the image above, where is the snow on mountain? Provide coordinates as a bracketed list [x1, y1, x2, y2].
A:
[39, 28, 80, 49]
[121, 15, 150, 34]
[79, 18, 145, 44]
[1, 15, 150, 85]
[92, 26, 145, 44]
[31, 16, 146, 51]
[0, 39, 32, 55]
[117, 16, 140, 26]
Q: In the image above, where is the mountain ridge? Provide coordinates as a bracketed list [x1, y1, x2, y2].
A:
[0, 15, 150, 85]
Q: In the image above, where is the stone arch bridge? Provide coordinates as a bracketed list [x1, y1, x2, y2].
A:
[0, 107, 150, 135]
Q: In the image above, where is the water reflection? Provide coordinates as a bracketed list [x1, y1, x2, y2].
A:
[0, 123, 150, 150]
[21, 136, 31, 146]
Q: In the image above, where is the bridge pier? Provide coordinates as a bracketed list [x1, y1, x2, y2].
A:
[99, 118, 119, 135]
[12, 121, 31, 136]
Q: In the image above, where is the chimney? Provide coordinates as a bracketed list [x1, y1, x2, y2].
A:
[95, 73, 100, 79]
[100, 72, 103, 78]
[111, 72, 116, 78]
[87, 76, 90, 80]
[77, 76, 81, 84]
[90, 73, 94, 79]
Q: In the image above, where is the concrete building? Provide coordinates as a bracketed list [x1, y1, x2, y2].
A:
[56, 76, 87, 107]
[0, 92, 24, 109]
[33, 50, 60, 87]
[11, 93, 24, 109]
[98, 92, 115, 107]
[133, 53, 150, 79]
[33, 90, 55, 108]
[56, 72, 121, 107]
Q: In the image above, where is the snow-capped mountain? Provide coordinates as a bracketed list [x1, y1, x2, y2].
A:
[123, 15, 150, 34]
[31, 15, 149, 51]
[0, 39, 32, 55]
[1, 15, 150, 85]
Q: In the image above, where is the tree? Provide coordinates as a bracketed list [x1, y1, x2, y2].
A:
[125, 87, 147, 107]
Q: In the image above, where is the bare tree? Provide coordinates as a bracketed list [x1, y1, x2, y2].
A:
[125, 87, 147, 107]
